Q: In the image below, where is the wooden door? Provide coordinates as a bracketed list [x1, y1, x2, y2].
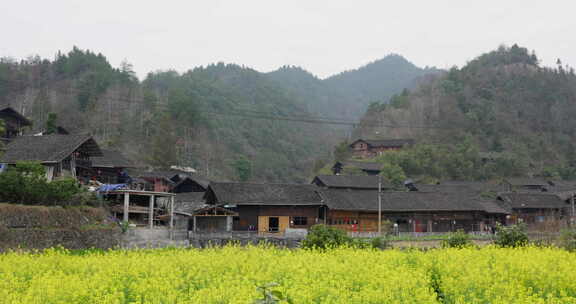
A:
[278, 216, 290, 232]
[258, 216, 268, 233]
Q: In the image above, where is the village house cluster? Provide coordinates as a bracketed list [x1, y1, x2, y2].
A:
[1, 106, 576, 240]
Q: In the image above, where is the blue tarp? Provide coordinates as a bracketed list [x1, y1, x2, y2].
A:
[97, 184, 128, 192]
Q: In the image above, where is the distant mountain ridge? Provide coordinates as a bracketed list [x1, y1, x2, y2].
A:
[267, 54, 441, 120]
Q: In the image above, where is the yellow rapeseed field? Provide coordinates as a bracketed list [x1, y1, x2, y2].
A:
[0, 246, 575, 303]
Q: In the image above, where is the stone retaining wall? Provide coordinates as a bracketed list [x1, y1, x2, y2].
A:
[0, 204, 122, 251]
[121, 228, 189, 248]
[0, 228, 122, 251]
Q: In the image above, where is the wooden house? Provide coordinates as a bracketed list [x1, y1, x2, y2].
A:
[349, 139, 414, 158]
[124, 168, 210, 194]
[319, 189, 508, 233]
[496, 192, 567, 229]
[0, 134, 102, 181]
[0, 107, 32, 142]
[548, 181, 576, 219]
[126, 170, 174, 192]
[204, 182, 324, 233]
[91, 150, 135, 184]
[503, 178, 551, 192]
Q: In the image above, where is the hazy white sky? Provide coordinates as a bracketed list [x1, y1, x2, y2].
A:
[2, 1, 574, 79]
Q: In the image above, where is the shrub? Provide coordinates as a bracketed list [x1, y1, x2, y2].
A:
[442, 230, 472, 248]
[558, 228, 576, 252]
[302, 225, 391, 250]
[0, 161, 83, 205]
[370, 236, 391, 250]
[301, 225, 352, 249]
[494, 223, 529, 248]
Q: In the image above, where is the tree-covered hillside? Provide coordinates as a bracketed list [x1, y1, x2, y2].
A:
[355, 45, 576, 180]
[0, 48, 434, 182]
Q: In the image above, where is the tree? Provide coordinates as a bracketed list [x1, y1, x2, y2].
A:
[379, 162, 406, 189]
[333, 141, 351, 162]
[233, 156, 252, 181]
[147, 114, 178, 168]
[119, 59, 138, 84]
[45, 112, 57, 134]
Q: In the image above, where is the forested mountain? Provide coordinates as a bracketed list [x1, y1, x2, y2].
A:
[355, 45, 576, 180]
[0, 47, 434, 182]
[267, 54, 439, 120]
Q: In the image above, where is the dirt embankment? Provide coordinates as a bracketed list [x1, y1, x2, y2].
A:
[0, 203, 121, 251]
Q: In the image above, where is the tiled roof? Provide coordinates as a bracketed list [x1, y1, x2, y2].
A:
[312, 175, 393, 189]
[0, 134, 102, 164]
[207, 182, 322, 205]
[351, 139, 414, 148]
[497, 192, 566, 209]
[91, 150, 134, 168]
[341, 161, 382, 171]
[0, 107, 32, 126]
[175, 192, 207, 214]
[504, 178, 549, 187]
[415, 181, 507, 193]
[319, 188, 500, 212]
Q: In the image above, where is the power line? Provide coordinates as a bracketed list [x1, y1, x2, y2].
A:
[55, 87, 452, 129]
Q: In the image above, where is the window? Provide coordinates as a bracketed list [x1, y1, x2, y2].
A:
[292, 216, 308, 226]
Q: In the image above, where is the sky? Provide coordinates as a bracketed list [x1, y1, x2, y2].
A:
[1, 1, 575, 79]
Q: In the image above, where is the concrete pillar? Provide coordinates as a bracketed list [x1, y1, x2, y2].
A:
[123, 192, 130, 222]
[427, 220, 433, 233]
[148, 195, 155, 229]
[226, 216, 233, 232]
[169, 196, 174, 240]
[193, 216, 197, 232]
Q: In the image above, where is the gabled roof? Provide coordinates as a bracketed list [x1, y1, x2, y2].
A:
[175, 192, 207, 214]
[340, 161, 382, 172]
[504, 178, 549, 187]
[0, 134, 102, 164]
[0, 107, 32, 126]
[318, 189, 499, 212]
[91, 150, 134, 168]
[497, 192, 566, 209]
[475, 200, 511, 214]
[415, 181, 507, 193]
[312, 175, 393, 189]
[548, 181, 576, 200]
[350, 139, 414, 148]
[135, 169, 208, 184]
[173, 176, 209, 192]
[206, 182, 322, 205]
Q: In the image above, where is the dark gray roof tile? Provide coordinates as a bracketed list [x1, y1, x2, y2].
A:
[207, 182, 322, 205]
[498, 192, 566, 209]
[312, 175, 393, 189]
[91, 150, 134, 168]
[319, 189, 498, 212]
[0, 134, 101, 164]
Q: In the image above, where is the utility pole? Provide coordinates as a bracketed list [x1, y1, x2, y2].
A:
[570, 194, 576, 226]
[378, 174, 382, 235]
